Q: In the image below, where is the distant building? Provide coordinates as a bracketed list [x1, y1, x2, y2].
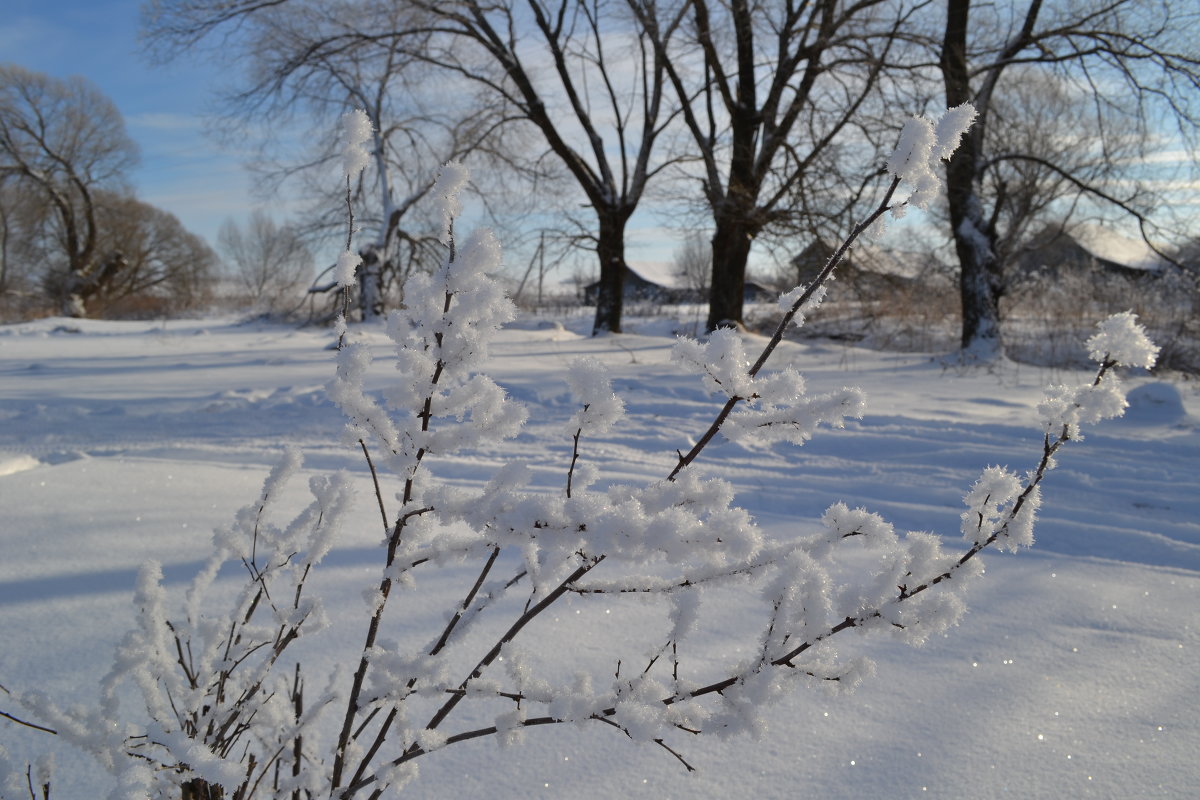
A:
[582, 265, 674, 305]
[1013, 224, 1166, 283]
[742, 281, 774, 303]
[580, 261, 776, 307]
[788, 240, 949, 302]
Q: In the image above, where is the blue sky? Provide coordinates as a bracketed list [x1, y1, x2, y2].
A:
[2, 0, 257, 248]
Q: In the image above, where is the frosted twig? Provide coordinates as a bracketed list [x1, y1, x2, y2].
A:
[669, 176, 902, 480]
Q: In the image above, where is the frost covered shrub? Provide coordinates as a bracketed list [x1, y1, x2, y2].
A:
[0, 107, 1162, 798]
[1003, 266, 1199, 373]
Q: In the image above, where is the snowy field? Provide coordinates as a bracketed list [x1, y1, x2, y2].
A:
[1, 312, 1198, 798]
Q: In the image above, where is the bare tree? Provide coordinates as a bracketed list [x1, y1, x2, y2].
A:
[401, 0, 684, 335]
[0, 181, 13, 296]
[44, 191, 219, 316]
[214, 1, 516, 322]
[938, 0, 1200, 356]
[144, 2, 572, 324]
[0, 177, 47, 311]
[0, 64, 140, 317]
[630, 0, 922, 331]
[672, 229, 711, 298]
[976, 70, 1122, 280]
[218, 210, 314, 313]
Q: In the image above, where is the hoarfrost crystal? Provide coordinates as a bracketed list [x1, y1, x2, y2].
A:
[339, 108, 372, 180]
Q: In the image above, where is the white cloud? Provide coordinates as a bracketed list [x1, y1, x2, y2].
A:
[126, 112, 206, 133]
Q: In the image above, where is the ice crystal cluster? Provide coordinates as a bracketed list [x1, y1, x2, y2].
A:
[887, 103, 977, 212]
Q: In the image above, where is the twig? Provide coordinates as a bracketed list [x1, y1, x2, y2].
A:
[337, 176, 354, 350]
[359, 439, 389, 536]
[333, 242, 460, 791]
[0, 709, 58, 736]
[346, 557, 606, 795]
[668, 176, 902, 481]
[566, 423, 584, 498]
[346, 545, 504, 791]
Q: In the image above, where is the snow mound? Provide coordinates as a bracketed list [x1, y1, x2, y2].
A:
[0, 454, 41, 476]
[1118, 381, 1189, 426]
[504, 318, 569, 333]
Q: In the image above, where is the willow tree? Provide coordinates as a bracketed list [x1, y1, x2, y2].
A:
[0, 65, 139, 317]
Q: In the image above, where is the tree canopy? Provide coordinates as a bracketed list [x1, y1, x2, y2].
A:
[1, 64, 216, 317]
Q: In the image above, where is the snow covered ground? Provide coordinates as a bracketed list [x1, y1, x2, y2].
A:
[1, 312, 1197, 798]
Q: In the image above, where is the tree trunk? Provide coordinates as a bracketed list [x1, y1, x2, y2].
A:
[947, 185, 1003, 356]
[704, 1, 759, 333]
[0, 208, 10, 293]
[942, 0, 1002, 357]
[358, 245, 384, 323]
[62, 268, 90, 317]
[707, 210, 754, 331]
[592, 209, 628, 335]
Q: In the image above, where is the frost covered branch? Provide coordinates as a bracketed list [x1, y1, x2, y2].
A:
[669, 105, 976, 480]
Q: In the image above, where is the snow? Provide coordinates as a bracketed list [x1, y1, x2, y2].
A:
[0, 454, 39, 477]
[1, 312, 1198, 797]
[339, 109, 373, 180]
[1070, 223, 1165, 271]
[432, 160, 470, 245]
[932, 105, 977, 161]
[336, 250, 363, 288]
[1086, 311, 1160, 369]
[887, 105, 977, 211]
[625, 259, 687, 289]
